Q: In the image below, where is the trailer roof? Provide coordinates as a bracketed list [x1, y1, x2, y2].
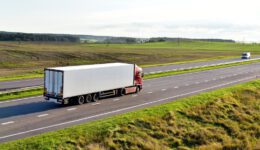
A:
[46, 63, 132, 71]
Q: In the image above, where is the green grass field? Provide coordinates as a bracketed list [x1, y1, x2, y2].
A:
[1, 80, 259, 150]
[1, 41, 260, 78]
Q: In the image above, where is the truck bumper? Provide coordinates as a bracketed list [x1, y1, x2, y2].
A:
[45, 97, 62, 104]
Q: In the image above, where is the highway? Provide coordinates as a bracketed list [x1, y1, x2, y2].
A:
[0, 62, 259, 143]
[1, 56, 260, 91]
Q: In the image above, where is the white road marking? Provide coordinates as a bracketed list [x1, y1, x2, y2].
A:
[185, 84, 190, 86]
[161, 89, 167, 91]
[113, 98, 120, 101]
[174, 86, 179, 89]
[195, 82, 200, 84]
[67, 108, 77, 111]
[132, 95, 138, 97]
[92, 103, 101, 106]
[147, 92, 153, 94]
[0, 77, 254, 140]
[37, 114, 49, 118]
[1, 121, 14, 125]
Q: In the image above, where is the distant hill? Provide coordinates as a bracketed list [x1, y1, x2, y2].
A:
[0, 31, 80, 42]
[0, 31, 235, 43]
[148, 37, 236, 43]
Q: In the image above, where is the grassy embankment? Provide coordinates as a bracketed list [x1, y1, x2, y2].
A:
[1, 80, 259, 149]
[1, 58, 259, 102]
[0, 87, 43, 101]
[1, 41, 260, 80]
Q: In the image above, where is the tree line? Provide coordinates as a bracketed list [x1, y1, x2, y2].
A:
[0, 32, 80, 42]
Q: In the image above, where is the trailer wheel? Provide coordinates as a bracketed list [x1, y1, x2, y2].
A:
[92, 93, 99, 102]
[77, 96, 85, 105]
[85, 94, 92, 103]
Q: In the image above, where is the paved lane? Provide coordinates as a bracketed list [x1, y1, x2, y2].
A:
[0, 62, 259, 143]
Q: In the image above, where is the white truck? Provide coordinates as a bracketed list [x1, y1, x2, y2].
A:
[241, 52, 251, 59]
[44, 63, 143, 105]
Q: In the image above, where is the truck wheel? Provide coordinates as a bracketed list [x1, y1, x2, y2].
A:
[118, 88, 125, 96]
[92, 93, 99, 102]
[77, 96, 85, 105]
[85, 94, 92, 103]
[136, 86, 140, 93]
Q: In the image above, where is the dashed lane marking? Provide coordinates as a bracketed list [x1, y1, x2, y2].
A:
[1, 121, 14, 125]
[92, 103, 101, 106]
[37, 114, 49, 118]
[67, 108, 77, 111]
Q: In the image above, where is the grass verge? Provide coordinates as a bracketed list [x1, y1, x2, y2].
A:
[0, 80, 259, 149]
[0, 88, 43, 101]
[0, 70, 43, 82]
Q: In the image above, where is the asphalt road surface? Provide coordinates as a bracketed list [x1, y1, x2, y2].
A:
[1, 56, 260, 91]
[0, 62, 259, 143]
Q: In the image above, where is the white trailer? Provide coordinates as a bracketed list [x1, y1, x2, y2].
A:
[44, 63, 143, 105]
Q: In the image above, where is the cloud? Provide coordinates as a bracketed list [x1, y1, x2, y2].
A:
[0, 0, 260, 42]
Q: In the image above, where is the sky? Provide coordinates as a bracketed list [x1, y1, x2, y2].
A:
[0, 0, 260, 42]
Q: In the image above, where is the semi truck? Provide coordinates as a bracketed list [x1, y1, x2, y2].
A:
[44, 63, 143, 105]
[241, 52, 251, 59]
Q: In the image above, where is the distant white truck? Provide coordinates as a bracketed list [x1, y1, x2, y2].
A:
[44, 63, 143, 105]
[241, 52, 251, 59]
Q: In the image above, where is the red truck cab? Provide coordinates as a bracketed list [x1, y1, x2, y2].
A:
[134, 65, 143, 90]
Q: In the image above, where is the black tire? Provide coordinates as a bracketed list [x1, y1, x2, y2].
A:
[92, 93, 99, 102]
[118, 88, 125, 96]
[77, 96, 85, 105]
[85, 94, 92, 103]
[135, 86, 140, 93]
